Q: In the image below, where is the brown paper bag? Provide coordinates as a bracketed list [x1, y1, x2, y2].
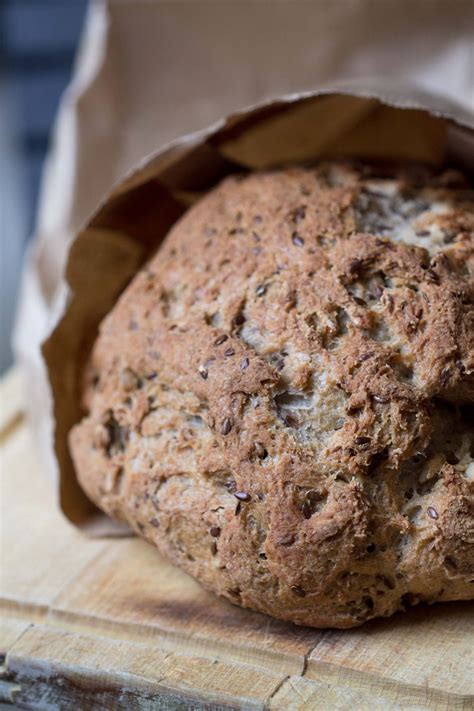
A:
[13, 1, 474, 533]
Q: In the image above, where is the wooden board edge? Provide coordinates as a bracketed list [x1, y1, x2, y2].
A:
[303, 658, 474, 711]
[2, 622, 287, 711]
[48, 605, 306, 677]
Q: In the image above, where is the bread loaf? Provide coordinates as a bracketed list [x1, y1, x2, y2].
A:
[70, 162, 474, 628]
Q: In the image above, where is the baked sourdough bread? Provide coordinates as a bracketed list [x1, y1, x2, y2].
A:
[70, 162, 474, 628]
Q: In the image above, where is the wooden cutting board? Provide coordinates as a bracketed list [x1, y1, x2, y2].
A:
[1, 367, 473, 710]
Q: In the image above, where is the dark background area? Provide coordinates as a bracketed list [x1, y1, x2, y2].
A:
[0, 0, 87, 371]
[1, 0, 87, 231]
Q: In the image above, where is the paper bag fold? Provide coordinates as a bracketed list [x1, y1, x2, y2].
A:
[30, 87, 474, 534]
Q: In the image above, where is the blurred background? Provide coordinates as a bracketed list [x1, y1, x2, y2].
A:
[1, 1, 87, 372]
[1, 0, 473, 375]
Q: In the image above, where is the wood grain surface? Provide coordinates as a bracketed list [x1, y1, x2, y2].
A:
[1, 368, 473, 710]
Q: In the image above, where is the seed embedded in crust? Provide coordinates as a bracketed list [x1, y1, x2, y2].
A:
[440, 367, 451, 386]
[455, 360, 465, 374]
[234, 491, 251, 502]
[427, 507, 439, 520]
[256, 284, 266, 297]
[277, 533, 296, 546]
[221, 418, 233, 435]
[302, 500, 313, 519]
[214, 334, 228, 345]
[292, 232, 305, 247]
[149, 518, 160, 528]
[233, 311, 245, 326]
[292, 206, 306, 223]
[290, 585, 306, 597]
[198, 367, 208, 379]
[224, 348, 235, 357]
[377, 574, 395, 590]
[254, 442, 268, 459]
[104, 412, 129, 456]
[240, 357, 250, 371]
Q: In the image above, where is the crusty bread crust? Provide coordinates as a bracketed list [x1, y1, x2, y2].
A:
[70, 163, 474, 628]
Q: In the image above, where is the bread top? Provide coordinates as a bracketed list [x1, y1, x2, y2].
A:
[70, 162, 474, 627]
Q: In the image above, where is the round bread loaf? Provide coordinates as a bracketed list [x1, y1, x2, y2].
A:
[70, 162, 474, 628]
